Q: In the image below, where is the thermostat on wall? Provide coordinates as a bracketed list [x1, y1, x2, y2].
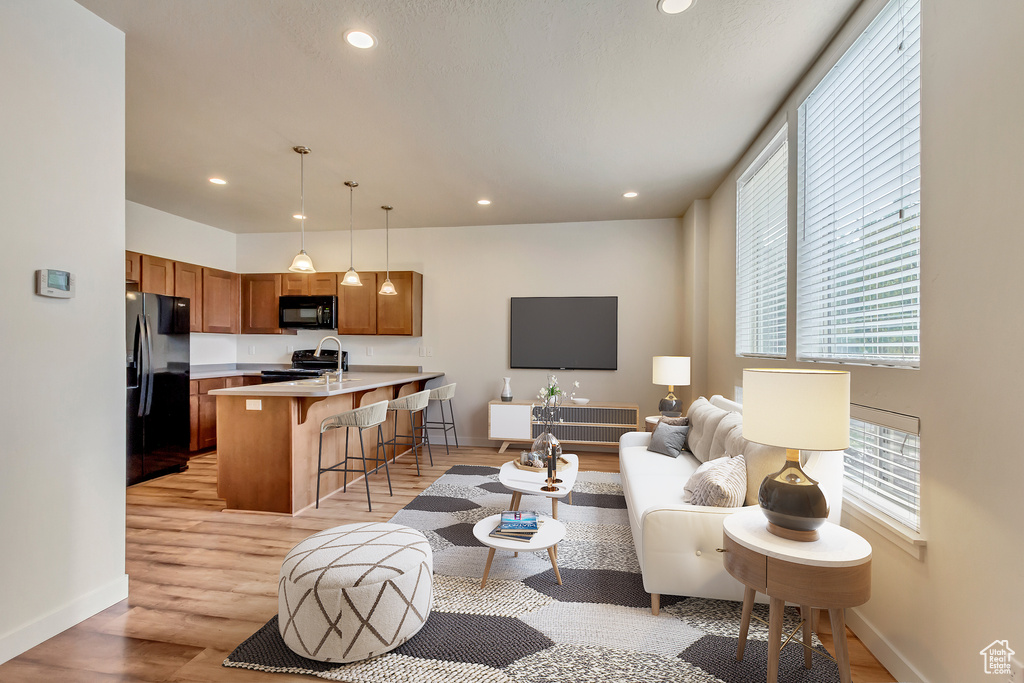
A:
[36, 269, 75, 298]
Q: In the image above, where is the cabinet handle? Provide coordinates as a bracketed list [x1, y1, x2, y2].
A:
[716, 548, 727, 553]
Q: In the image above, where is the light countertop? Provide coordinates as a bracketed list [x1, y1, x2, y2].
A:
[208, 371, 444, 397]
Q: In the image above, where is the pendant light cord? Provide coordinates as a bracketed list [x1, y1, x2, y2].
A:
[299, 152, 306, 252]
[385, 210, 390, 277]
[349, 185, 354, 268]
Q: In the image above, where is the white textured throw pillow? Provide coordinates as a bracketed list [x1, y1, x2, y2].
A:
[683, 455, 747, 507]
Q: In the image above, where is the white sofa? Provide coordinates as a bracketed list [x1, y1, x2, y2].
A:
[619, 395, 844, 614]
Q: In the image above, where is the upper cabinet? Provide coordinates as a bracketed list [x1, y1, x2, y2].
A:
[241, 273, 283, 334]
[281, 272, 338, 296]
[377, 271, 422, 336]
[338, 271, 422, 337]
[174, 261, 203, 332]
[140, 254, 175, 295]
[126, 251, 141, 284]
[337, 272, 378, 335]
[202, 267, 240, 334]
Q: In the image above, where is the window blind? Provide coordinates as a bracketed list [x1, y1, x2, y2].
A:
[736, 126, 788, 357]
[844, 414, 921, 531]
[797, 0, 921, 367]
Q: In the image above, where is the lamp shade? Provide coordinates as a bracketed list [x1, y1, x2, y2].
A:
[742, 368, 850, 451]
[652, 356, 691, 386]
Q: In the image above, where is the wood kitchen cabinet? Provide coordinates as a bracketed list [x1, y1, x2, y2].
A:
[140, 254, 175, 295]
[126, 251, 141, 284]
[174, 261, 204, 332]
[337, 272, 378, 335]
[281, 272, 338, 296]
[376, 271, 422, 336]
[190, 375, 259, 451]
[241, 273, 283, 334]
[336, 271, 422, 336]
[202, 267, 240, 333]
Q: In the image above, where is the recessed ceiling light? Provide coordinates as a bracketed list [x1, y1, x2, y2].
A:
[477, 199, 491, 205]
[623, 191, 638, 198]
[293, 214, 306, 220]
[657, 0, 695, 15]
[345, 30, 376, 49]
[209, 177, 227, 185]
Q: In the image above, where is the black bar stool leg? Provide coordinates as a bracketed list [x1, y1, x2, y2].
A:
[343, 429, 350, 492]
[359, 431, 372, 512]
[378, 424, 393, 496]
[450, 399, 460, 448]
[420, 409, 433, 466]
[316, 430, 324, 509]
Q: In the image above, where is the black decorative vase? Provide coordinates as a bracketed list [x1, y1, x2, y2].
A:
[758, 452, 829, 541]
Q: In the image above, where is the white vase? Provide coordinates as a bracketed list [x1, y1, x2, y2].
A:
[500, 377, 513, 402]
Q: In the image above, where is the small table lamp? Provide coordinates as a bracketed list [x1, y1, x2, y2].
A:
[742, 368, 850, 542]
[652, 356, 690, 417]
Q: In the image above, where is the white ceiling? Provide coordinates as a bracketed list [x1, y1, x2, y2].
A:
[76, 0, 858, 233]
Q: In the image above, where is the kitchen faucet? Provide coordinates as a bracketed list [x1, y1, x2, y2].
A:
[314, 336, 343, 382]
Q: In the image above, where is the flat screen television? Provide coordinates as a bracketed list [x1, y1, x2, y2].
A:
[510, 296, 617, 370]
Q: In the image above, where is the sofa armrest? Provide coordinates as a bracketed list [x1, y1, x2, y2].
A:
[619, 431, 651, 449]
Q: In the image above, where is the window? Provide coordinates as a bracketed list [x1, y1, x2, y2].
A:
[844, 405, 920, 532]
[797, 0, 921, 367]
[736, 126, 788, 358]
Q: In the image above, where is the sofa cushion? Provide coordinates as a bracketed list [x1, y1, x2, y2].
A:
[619, 443, 702, 548]
[685, 398, 732, 463]
[723, 427, 790, 505]
[708, 412, 743, 461]
[647, 424, 689, 457]
[683, 455, 747, 507]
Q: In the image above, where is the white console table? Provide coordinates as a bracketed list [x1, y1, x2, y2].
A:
[487, 400, 641, 453]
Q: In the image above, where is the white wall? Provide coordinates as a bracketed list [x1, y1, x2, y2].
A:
[696, 0, 1024, 681]
[125, 200, 238, 365]
[238, 219, 685, 443]
[0, 0, 127, 663]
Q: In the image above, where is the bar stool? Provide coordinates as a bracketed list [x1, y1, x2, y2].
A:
[316, 399, 391, 512]
[383, 390, 432, 475]
[425, 383, 459, 454]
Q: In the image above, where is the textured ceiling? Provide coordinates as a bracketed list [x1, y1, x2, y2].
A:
[76, 0, 858, 233]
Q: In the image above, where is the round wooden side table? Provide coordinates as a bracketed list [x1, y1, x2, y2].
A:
[722, 506, 871, 683]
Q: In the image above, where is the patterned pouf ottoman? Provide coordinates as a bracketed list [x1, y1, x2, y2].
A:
[278, 522, 433, 663]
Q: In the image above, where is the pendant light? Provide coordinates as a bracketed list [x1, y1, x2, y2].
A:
[379, 205, 398, 295]
[340, 180, 362, 286]
[288, 146, 316, 273]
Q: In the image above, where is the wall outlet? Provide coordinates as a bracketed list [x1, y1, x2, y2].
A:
[419, 347, 426, 357]
[426, 347, 434, 357]
[287, 345, 295, 353]
[245, 399, 262, 411]
[247, 345, 256, 356]
[366, 346, 374, 357]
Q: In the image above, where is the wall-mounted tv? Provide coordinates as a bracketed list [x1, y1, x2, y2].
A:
[510, 296, 618, 370]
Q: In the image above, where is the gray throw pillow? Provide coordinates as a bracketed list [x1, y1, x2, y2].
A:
[651, 415, 689, 439]
[647, 424, 690, 458]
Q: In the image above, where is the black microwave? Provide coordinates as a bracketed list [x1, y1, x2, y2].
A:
[279, 295, 337, 329]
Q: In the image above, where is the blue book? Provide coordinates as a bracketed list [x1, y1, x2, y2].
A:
[500, 510, 539, 530]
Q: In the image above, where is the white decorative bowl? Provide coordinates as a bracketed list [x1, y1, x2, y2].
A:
[571, 398, 590, 405]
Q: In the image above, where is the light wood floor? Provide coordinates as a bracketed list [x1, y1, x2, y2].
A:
[0, 445, 895, 682]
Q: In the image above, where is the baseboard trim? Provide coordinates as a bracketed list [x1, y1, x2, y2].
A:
[846, 606, 929, 683]
[0, 573, 129, 665]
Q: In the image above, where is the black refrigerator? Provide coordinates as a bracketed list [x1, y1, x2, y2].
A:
[126, 290, 191, 485]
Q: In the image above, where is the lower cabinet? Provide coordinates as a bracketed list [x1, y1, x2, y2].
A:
[190, 376, 260, 452]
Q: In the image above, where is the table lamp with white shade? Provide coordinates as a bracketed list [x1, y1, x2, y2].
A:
[742, 368, 850, 542]
[652, 356, 690, 417]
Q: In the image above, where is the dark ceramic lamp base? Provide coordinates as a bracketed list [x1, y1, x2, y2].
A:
[758, 449, 829, 542]
[658, 395, 683, 418]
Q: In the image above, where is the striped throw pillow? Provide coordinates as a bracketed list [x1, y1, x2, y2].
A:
[683, 454, 747, 507]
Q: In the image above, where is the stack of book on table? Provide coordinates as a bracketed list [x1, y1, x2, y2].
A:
[490, 511, 542, 543]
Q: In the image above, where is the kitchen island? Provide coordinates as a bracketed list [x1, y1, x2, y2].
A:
[210, 371, 444, 514]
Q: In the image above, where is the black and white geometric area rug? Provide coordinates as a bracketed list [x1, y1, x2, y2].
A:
[225, 465, 840, 682]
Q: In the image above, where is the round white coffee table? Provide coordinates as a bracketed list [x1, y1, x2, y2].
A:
[497, 453, 579, 519]
[472, 514, 566, 588]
